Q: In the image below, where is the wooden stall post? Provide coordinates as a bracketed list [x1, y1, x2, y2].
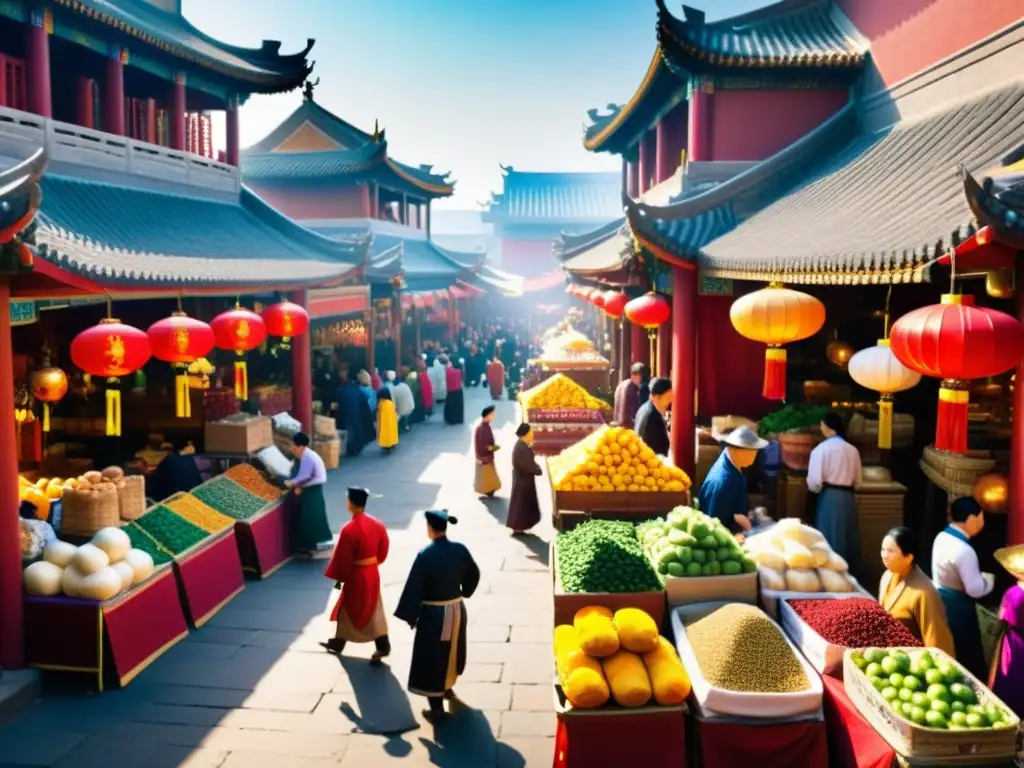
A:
[631, 322, 649, 369]
[670, 266, 697, 478]
[366, 308, 375, 373]
[0, 279, 24, 668]
[290, 289, 312, 434]
[414, 307, 423, 358]
[620, 318, 632, 383]
[393, 288, 403, 372]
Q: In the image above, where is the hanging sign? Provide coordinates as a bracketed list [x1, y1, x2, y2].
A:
[699, 276, 733, 296]
[9, 300, 36, 326]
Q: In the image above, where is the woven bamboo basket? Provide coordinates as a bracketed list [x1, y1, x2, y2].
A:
[61, 483, 120, 536]
[920, 446, 995, 497]
[118, 475, 146, 521]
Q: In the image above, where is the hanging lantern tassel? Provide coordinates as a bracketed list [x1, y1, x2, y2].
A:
[234, 357, 248, 401]
[105, 381, 122, 437]
[877, 394, 894, 450]
[41, 403, 50, 433]
[648, 330, 657, 376]
[764, 346, 787, 400]
[175, 365, 192, 418]
[936, 380, 969, 454]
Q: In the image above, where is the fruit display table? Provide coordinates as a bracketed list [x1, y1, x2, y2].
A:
[233, 495, 297, 578]
[23, 565, 188, 690]
[173, 527, 245, 627]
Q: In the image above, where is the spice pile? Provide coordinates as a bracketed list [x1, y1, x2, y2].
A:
[134, 506, 209, 555]
[557, 520, 662, 594]
[192, 476, 268, 520]
[224, 464, 283, 501]
[122, 524, 173, 565]
[686, 603, 809, 693]
[165, 494, 235, 534]
[788, 598, 922, 648]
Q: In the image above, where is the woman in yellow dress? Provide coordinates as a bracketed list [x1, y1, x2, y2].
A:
[377, 387, 399, 453]
[879, 526, 955, 655]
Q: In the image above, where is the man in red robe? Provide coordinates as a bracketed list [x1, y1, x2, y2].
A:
[321, 487, 391, 665]
[486, 355, 505, 400]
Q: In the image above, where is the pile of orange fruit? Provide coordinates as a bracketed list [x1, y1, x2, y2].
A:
[548, 426, 691, 493]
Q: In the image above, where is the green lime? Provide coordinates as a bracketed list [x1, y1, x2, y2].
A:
[927, 683, 952, 703]
[869, 676, 887, 691]
[984, 704, 1004, 723]
[851, 651, 867, 669]
[950, 711, 968, 727]
[924, 669, 944, 686]
[863, 648, 885, 664]
[917, 652, 936, 672]
[937, 661, 961, 685]
[950, 683, 976, 705]
[898, 688, 914, 702]
[910, 706, 928, 725]
[902, 675, 922, 692]
[892, 651, 911, 674]
[930, 700, 951, 717]
[881, 686, 899, 702]
[888, 673, 905, 688]
[924, 710, 948, 729]
[911, 692, 929, 707]
[865, 663, 883, 679]
[900, 701, 915, 718]
[880, 656, 899, 675]
[965, 712, 985, 729]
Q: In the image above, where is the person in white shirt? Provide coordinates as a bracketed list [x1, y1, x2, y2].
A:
[285, 432, 332, 555]
[429, 356, 448, 404]
[391, 371, 415, 432]
[931, 497, 994, 679]
[806, 411, 863, 577]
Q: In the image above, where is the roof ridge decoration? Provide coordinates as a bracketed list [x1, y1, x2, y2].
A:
[53, 0, 314, 94]
[656, 0, 868, 73]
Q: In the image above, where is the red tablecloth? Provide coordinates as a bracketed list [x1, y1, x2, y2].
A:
[234, 497, 295, 578]
[694, 717, 828, 768]
[24, 566, 188, 689]
[554, 706, 686, 768]
[174, 528, 245, 627]
[822, 673, 898, 768]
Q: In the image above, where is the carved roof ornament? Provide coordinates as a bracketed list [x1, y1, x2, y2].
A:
[371, 119, 386, 143]
[302, 74, 319, 102]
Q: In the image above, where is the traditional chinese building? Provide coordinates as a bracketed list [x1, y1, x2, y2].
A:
[573, 0, 1024, 551]
[0, 0, 382, 672]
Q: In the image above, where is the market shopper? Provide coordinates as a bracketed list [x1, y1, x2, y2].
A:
[430, 355, 448, 405]
[376, 387, 399, 452]
[879, 526, 956, 656]
[473, 405, 501, 498]
[357, 370, 377, 413]
[147, 435, 202, 501]
[486, 354, 505, 400]
[506, 422, 542, 535]
[321, 487, 391, 665]
[391, 371, 415, 432]
[444, 357, 465, 425]
[697, 426, 767, 535]
[612, 363, 645, 429]
[395, 510, 481, 722]
[931, 497, 994, 679]
[335, 374, 375, 456]
[990, 544, 1024, 717]
[634, 377, 672, 456]
[806, 411, 863, 577]
[417, 358, 434, 418]
[285, 432, 334, 554]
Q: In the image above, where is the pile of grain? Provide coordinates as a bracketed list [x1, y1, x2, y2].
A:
[685, 603, 809, 693]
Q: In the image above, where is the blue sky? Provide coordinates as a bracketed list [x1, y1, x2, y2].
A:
[183, 0, 769, 209]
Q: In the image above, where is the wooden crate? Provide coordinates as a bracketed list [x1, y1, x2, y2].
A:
[855, 482, 906, 592]
[843, 648, 1019, 765]
[551, 541, 666, 628]
[204, 415, 273, 455]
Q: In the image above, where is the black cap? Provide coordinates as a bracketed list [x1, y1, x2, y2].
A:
[649, 377, 672, 396]
[481, 405, 496, 418]
[348, 487, 370, 507]
[425, 509, 458, 525]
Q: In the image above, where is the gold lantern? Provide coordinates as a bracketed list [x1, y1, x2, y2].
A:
[973, 473, 1009, 513]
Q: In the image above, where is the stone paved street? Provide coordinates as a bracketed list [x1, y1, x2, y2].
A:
[0, 388, 556, 767]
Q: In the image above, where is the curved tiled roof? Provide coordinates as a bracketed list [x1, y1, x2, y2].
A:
[553, 217, 625, 260]
[32, 176, 364, 287]
[657, 0, 867, 72]
[583, 49, 687, 155]
[242, 100, 454, 197]
[54, 0, 314, 94]
[483, 169, 622, 224]
[700, 85, 1024, 282]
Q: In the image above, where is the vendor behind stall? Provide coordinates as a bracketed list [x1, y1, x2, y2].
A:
[880, 526, 955, 656]
[634, 377, 672, 457]
[806, 411, 863, 578]
[147, 436, 201, 501]
[286, 432, 334, 555]
[697, 426, 766, 535]
[932, 497, 994, 680]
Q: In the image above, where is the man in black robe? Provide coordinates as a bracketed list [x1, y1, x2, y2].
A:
[334, 374, 374, 456]
[634, 376, 672, 457]
[395, 510, 480, 722]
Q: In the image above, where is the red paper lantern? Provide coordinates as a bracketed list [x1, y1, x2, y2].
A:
[262, 301, 309, 348]
[148, 312, 215, 418]
[602, 291, 628, 320]
[890, 294, 1024, 453]
[591, 292, 607, 309]
[71, 318, 151, 436]
[625, 292, 671, 370]
[211, 306, 267, 401]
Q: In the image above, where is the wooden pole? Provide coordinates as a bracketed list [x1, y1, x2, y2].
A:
[0, 279, 24, 668]
[289, 289, 312, 434]
[670, 267, 697, 477]
[1009, 260, 1024, 544]
[366, 308, 376, 374]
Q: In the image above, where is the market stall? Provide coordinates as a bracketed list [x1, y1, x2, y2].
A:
[220, 464, 295, 579]
[517, 374, 610, 456]
[524, 326, 613, 396]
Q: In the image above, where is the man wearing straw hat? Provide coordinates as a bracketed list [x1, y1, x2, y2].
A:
[698, 426, 767, 536]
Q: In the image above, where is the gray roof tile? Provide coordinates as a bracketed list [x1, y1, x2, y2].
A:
[484, 169, 622, 224]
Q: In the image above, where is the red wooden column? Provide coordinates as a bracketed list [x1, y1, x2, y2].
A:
[290, 289, 312, 434]
[26, 9, 52, 118]
[638, 131, 653, 194]
[393, 289, 404, 371]
[1009, 261, 1024, 544]
[104, 49, 125, 136]
[631, 322, 649, 369]
[145, 98, 156, 144]
[655, 119, 673, 184]
[169, 73, 187, 151]
[225, 95, 240, 166]
[366, 309, 376, 373]
[626, 159, 639, 199]
[76, 77, 94, 129]
[0, 279, 23, 668]
[670, 266, 698, 477]
[619, 319, 632, 382]
[657, 324, 672, 378]
[688, 79, 714, 162]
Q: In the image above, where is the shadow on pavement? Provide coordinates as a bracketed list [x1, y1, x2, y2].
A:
[335, 656, 419, 735]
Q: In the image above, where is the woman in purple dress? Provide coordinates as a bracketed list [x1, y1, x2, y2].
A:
[990, 575, 1024, 718]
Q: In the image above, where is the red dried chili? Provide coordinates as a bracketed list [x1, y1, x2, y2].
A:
[788, 598, 923, 648]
